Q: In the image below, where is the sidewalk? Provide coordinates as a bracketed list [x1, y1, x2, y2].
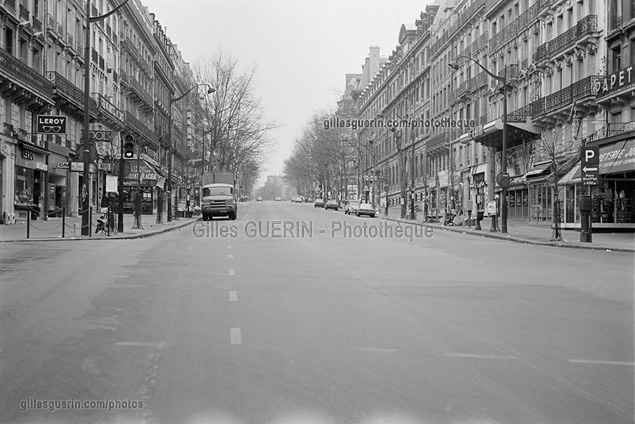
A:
[0, 213, 197, 242]
[380, 206, 635, 252]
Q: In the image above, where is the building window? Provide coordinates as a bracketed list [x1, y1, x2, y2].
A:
[612, 46, 622, 72]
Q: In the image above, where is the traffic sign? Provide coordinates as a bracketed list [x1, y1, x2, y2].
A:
[112, 159, 131, 177]
[581, 145, 599, 186]
[496, 172, 511, 188]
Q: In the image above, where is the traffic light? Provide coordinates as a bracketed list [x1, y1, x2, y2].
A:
[123, 134, 134, 159]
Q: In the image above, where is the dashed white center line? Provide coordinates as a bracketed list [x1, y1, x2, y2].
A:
[569, 359, 635, 366]
[229, 291, 237, 301]
[227, 246, 231, 249]
[228, 254, 233, 259]
[444, 353, 518, 360]
[230, 328, 242, 345]
[229, 269, 235, 276]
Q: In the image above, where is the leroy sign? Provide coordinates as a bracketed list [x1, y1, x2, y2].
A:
[581, 145, 599, 186]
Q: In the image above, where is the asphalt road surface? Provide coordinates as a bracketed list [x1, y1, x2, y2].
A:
[1, 200, 633, 424]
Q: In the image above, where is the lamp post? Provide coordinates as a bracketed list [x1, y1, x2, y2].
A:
[81, 0, 129, 236]
[449, 55, 508, 233]
[167, 84, 215, 222]
[383, 111, 412, 219]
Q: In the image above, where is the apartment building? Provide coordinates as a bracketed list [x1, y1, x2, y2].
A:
[356, 7, 436, 217]
[0, 0, 200, 223]
[591, 0, 635, 228]
[352, 0, 633, 228]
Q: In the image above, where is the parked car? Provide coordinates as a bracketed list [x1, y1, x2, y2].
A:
[256, 196, 263, 201]
[314, 198, 324, 208]
[325, 199, 339, 210]
[344, 201, 360, 215]
[275, 197, 282, 201]
[356, 203, 376, 218]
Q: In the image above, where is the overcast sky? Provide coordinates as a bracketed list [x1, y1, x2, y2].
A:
[149, 0, 432, 185]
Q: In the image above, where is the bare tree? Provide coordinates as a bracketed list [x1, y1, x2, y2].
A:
[193, 49, 275, 179]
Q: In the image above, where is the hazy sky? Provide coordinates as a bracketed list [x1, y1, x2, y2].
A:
[149, 0, 431, 185]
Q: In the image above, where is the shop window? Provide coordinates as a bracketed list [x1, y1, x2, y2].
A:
[15, 167, 35, 207]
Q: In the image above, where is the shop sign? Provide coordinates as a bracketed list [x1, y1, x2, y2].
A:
[87, 130, 112, 141]
[57, 162, 70, 169]
[22, 149, 34, 160]
[36, 115, 67, 134]
[438, 170, 449, 187]
[599, 139, 635, 175]
[70, 162, 96, 173]
[24, 161, 47, 171]
[473, 172, 485, 187]
[596, 66, 633, 96]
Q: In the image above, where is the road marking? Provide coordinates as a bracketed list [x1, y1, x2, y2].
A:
[569, 359, 635, 366]
[357, 348, 398, 353]
[115, 342, 162, 347]
[444, 353, 518, 360]
[110, 284, 146, 288]
[229, 269, 235, 276]
[227, 246, 231, 249]
[229, 291, 237, 301]
[230, 328, 242, 345]
[228, 254, 233, 259]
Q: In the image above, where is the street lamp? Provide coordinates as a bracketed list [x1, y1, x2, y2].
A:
[81, 0, 129, 236]
[166, 84, 215, 222]
[449, 55, 508, 233]
[382, 111, 413, 219]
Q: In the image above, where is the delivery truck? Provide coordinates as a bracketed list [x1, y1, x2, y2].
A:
[200, 173, 237, 220]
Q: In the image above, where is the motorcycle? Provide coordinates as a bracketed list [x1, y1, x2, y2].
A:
[95, 214, 107, 234]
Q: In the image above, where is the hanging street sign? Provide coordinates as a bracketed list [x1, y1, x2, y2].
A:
[581, 145, 599, 186]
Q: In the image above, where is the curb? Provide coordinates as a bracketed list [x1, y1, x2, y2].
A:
[0, 219, 196, 243]
[381, 216, 635, 253]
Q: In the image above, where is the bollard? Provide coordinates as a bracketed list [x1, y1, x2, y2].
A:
[579, 195, 592, 243]
[62, 207, 66, 238]
[74, 223, 79, 237]
[89, 206, 93, 237]
[27, 208, 30, 239]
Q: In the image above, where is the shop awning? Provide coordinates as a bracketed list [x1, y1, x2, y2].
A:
[558, 162, 581, 185]
[525, 162, 552, 178]
[472, 117, 541, 148]
[600, 139, 635, 174]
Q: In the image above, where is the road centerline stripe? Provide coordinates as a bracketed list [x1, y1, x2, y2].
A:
[444, 353, 518, 360]
[229, 269, 235, 276]
[228, 254, 233, 259]
[569, 359, 635, 366]
[230, 328, 242, 345]
[229, 291, 237, 301]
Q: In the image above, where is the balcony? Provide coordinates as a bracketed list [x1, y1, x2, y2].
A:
[47, 71, 98, 120]
[125, 111, 158, 147]
[127, 76, 154, 112]
[0, 49, 54, 111]
[427, 132, 449, 151]
[533, 15, 598, 63]
[533, 75, 600, 122]
[91, 92, 125, 129]
[455, 81, 470, 101]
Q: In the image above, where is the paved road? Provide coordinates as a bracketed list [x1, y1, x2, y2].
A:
[1, 200, 633, 424]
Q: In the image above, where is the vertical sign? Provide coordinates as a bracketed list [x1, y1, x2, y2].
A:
[581, 145, 599, 186]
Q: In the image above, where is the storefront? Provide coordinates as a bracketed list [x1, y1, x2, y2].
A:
[548, 137, 635, 230]
[507, 182, 529, 221]
[592, 137, 634, 228]
[47, 143, 70, 218]
[123, 160, 158, 215]
[15, 144, 48, 220]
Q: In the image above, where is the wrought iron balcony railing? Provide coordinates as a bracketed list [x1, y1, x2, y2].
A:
[0, 49, 53, 99]
[534, 15, 598, 62]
